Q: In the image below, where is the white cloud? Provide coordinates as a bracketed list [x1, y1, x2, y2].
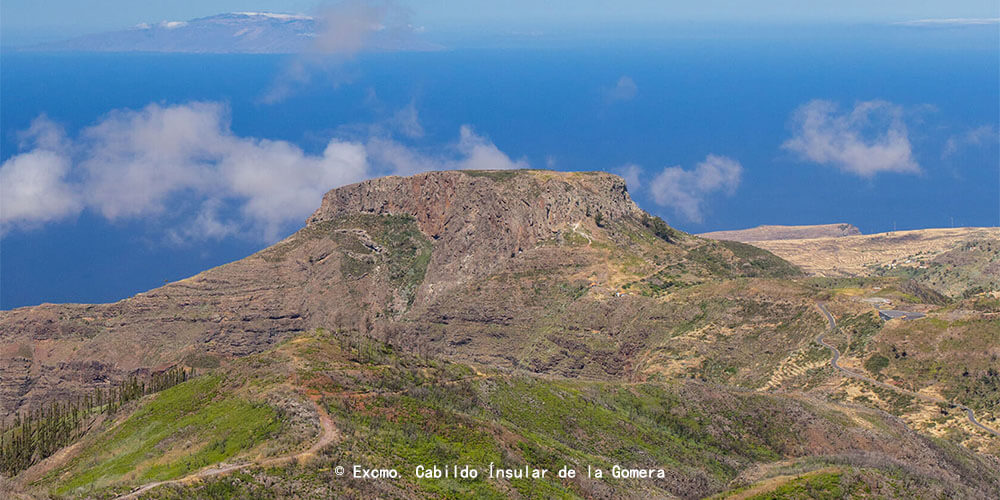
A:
[78, 102, 231, 219]
[1, 102, 370, 240]
[222, 137, 369, 239]
[165, 199, 238, 245]
[159, 21, 188, 29]
[18, 114, 68, 151]
[367, 125, 527, 176]
[365, 137, 439, 176]
[262, 1, 421, 103]
[894, 18, 999, 27]
[782, 99, 920, 177]
[647, 155, 742, 223]
[943, 125, 998, 158]
[1, 116, 80, 228]
[607, 76, 637, 102]
[234, 12, 313, 21]
[455, 125, 528, 171]
[0, 150, 80, 228]
[1, 102, 527, 240]
[617, 163, 642, 191]
[390, 101, 424, 138]
[311, 0, 392, 55]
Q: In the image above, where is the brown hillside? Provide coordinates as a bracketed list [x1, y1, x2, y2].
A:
[748, 227, 1000, 277]
[1, 170, 792, 417]
[3, 171, 998, 499]
[700, 223, 861, 242]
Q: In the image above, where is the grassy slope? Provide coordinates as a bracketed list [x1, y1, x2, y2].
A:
[871, 239, 1000, 298]
[39, 376, 281, 497]
[711, 466, 971, 500]
[799, 278, 1000, 454]
[36, 330, 998, 499]
[749, 227, 1000, 280]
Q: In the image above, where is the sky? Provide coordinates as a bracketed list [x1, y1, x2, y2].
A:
[2, 0, 999, 44]
[1, 1, 999, 308]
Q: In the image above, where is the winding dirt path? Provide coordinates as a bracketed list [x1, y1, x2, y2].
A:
[815, 303, 999, 438]
[117, 340, 341, 499]
[115, 397, 338, 500]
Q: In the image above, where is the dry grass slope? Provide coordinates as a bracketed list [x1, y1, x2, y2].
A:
[748, 227, 1000, 278]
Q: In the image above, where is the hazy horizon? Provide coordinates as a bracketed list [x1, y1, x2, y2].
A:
[2, 2, 998, 308]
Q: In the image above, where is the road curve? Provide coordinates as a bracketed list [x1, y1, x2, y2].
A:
[815, 303, 999, 439]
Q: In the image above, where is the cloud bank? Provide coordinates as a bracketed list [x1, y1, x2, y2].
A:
[782, 99, 920, 177]
[894, 18, 999, 27]
[1, 102, 525, 240]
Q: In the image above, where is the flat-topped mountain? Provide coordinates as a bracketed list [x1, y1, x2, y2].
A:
[0, 170, 790, 417]
[3, 171, 998, 499]
[700, 223, 862, 242]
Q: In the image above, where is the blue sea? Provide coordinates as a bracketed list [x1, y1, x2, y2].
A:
[2, 26, 998, 308]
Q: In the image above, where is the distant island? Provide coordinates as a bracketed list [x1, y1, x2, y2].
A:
[23, 12, 441, 54]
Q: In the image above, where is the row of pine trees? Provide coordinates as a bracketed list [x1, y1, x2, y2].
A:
[0, 366, 193, 476]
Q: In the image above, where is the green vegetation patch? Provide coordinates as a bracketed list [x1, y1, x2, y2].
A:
[863, 354, 890, 376]
[50, 376, 280, 495]
[717, 240, 802, 278]
[684, 241, 801, 280]
[638, 213, 678, 243]
[259, 214, 431, 299]
[744, 470, 845, 499]
[870, 239, 1000, 298]
[841, 311, 883, 353]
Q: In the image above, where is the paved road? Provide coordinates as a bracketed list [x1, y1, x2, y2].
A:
[815, 303, 999, 438]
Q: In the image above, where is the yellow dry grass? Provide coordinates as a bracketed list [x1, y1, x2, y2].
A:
[748, 227, 1000, 276]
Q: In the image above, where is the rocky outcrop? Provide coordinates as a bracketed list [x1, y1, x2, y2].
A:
[308, 170, 640, 289]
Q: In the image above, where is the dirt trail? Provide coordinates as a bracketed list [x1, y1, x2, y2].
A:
[115, 342, 341, 499]
[815, 303, 999, 438]
[572, 222, 593, 246]
[115, 395, 338, 500]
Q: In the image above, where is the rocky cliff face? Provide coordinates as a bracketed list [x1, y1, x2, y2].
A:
[307, 170, 640, 290]
[0, 170, 645, 416]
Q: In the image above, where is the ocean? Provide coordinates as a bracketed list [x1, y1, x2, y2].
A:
[2, 27, 998, 307]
